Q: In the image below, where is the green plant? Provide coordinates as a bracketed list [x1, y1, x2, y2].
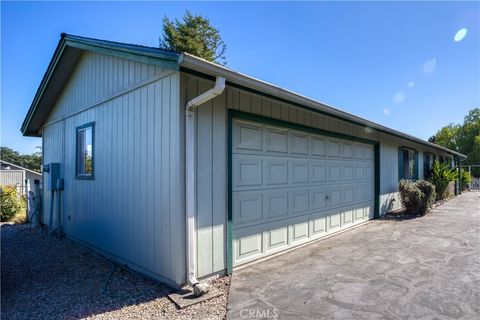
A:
[415, 180, 436, 213]
[459, 169, 473, 190]
[398, 179, 436, 216]
[429, 161, 457, 200]
[1, 185, 23, 222]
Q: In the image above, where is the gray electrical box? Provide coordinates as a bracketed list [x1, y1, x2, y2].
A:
[46, 163, 61, 191]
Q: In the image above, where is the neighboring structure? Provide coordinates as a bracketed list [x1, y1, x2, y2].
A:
[21, 34, 465, 289]
[0, 160, 42, 195]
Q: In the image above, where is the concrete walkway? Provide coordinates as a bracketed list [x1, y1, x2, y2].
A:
[227, 192, 480, 319]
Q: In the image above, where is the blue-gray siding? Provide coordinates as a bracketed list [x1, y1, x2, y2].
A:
[181, 72, 455, 278]
[42, 52, 184, 286]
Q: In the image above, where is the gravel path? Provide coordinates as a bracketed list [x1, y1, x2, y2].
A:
[1, 224, 229, 320]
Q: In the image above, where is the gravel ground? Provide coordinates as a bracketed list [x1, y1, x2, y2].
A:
[1, 223, 229, 320]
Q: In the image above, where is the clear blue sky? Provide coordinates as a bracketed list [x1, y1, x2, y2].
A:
[2, 1, 479, 154]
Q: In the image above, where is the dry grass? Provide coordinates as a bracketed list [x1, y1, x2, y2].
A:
[9, 209, 27, 224]
[1, 224, 229, 320]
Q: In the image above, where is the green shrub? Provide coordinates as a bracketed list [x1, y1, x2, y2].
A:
[459, 169, 473, 190]
[1, 185, 23, 222]
[398, 179, 436, 216]
[429, 161, 457, 200]
[415, 180, 436, 213]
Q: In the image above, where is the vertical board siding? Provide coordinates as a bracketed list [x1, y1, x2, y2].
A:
[182, 72, 457, 277]
[0, 171, 24, 186]
[47, 51, 167, 124]
[43, 55, 183, 285]
[378, 133, 453, 215]
[379, 139, 402, 214]
[185, 73, 381, 277]
[181, 74, 228, 278]
[42, 121, 64, 226]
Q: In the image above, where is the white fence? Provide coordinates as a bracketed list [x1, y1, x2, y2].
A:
[470, 177, 480, 191]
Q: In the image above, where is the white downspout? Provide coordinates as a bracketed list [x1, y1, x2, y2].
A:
[186, 76, 225, 297]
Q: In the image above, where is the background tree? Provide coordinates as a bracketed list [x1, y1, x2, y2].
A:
[159, 10, 227, 65]
[430, 108, 480, 176]
[428, 124, 460, 150]
[0, 146, 42, 172]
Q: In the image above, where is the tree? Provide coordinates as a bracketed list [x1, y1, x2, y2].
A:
[159, 10, 227, 65]
[0, 147, 42, 172]
[430, 108, 480, 176]
[429, 124, 460, 151]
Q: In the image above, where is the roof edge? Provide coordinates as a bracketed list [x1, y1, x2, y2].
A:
[0, 160, 42, 175]
[179, 53, 466, 159]
[21, 33, 181, 136]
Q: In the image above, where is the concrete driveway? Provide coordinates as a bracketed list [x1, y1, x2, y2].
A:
[227, 192, 480, 319]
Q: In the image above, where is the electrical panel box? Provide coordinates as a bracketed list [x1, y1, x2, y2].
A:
[46, 163, 61, 191]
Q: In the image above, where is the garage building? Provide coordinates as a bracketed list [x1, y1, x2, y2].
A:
[21, 34, 465, 289]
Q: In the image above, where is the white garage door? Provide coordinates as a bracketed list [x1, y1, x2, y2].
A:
[232, 118, 375, 266]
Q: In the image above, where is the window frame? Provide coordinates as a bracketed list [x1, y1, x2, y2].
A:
[398, 147, 418, 181]
[423, 152, 435, 180]
[75, 122, 95, 180]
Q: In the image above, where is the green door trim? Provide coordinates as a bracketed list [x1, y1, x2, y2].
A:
[226, 110, 381, 274]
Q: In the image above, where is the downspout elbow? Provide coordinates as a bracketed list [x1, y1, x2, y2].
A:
[186, 77, 225, 111]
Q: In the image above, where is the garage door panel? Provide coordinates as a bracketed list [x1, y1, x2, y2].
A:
[234, 156, 263, 187]
[235, 121, 263, 151]
[365, 206, 373, 219]
[328, 210, 342, 230]
[365, 165, 374, 179]
[291, 220, 309, 244]
[290, 189, 310, 215]
[342, 142, 353, 158]
[233, 192, 263, 226]
[266, 127, 288, 153]
[342, 163, 354, 181]
[265, 222, 289, 253]
[342, 209, 354, 226]
[232, 118, 375, 267]
[327, 140, 341, 157]
[364, 145, 374, 160]
[310, 137, 326, 156]
[310, 212, 327, 236]
[354, 185, 365, 202]
[354, 165, 365, 180]
[265, 159, 289, 186]
[310, 188, 327, 210]
[354, 145, 364, 159]
[290, 132, 309, 155]
[365, 183, 374, 200]
[355, 207, 365, 221]
[327, 187, 342, 207]
[327, 162, 341, 182]
[342, 186, 354, 204]
[291, 160, 309, 184]
[311, 160, 326, 182]
[235, 227, 263, 262]
[264, 191, 289, 219]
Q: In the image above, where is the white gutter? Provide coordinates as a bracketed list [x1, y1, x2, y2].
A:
[185, 76, 225, 297]
[180, 53, 466, 159]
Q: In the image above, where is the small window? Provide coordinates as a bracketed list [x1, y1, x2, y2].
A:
[76, 122, 94, 179]
[399, 147, 418, 180]
[424, 153, 435, 180]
